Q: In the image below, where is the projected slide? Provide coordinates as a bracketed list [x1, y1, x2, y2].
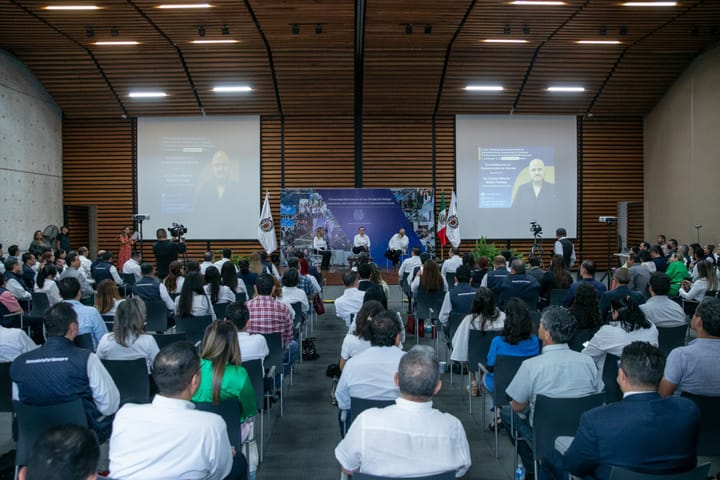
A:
[137, 117, 260, 240]
[457, 116, 577, 239]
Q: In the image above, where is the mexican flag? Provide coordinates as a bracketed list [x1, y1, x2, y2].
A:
[437, 191, 448, 247]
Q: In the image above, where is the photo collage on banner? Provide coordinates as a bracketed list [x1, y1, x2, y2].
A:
[280, 188, 435, 267]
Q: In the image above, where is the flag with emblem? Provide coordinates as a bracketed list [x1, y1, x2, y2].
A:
[447, 190, 461, 248]
[437, 191, 448, 247]
[258, 191, 277, 254]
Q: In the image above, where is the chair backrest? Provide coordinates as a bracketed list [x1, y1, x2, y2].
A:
[175, 315, 213, 345]
[242, 359, 265, 412]
[467, 330, 501, 373]
[568, 328, 595, 353]
[290, 302, 305, 329]
[213, 302, 229, 321]
[194, 399, 243, 449]
[529, 310, 542, 334]
[1, 312, 23, 329]
[533, 392, 605, 460]
[30, 292, 51, 317]
[609, 463, 710, 480]
[0, 362, 12, 412]
[681, 392, 720, 456]
[235, 292, 247, 304]
[401, 272, 411, 296]
[415, 289, 445, 320]
[100, 358, 150, 405]
[14, 399, 88, 467]
[492, 354, 536, 409]
[262, 332, 284, 375]
[73, 333, 94, 351]
[102, 314, 115, 332]
[352, 471, 456, 480]
[549, 289, 569, 306]
[444, 272, 455, 289]
[144, 300, 169, 333]
[151, 332, 188, 350]
[120, 273, 136, 287]
[349, 397, 395, 428]
[657, 325, 687, 356]
[447, 311, 466, 341]
[602, 353, 623, 403]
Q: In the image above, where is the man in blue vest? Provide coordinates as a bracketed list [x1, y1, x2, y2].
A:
[439, 265, 477, 327]
[11, 302, 119, 443]
[481, 255, 510, 291]
[132, 263, 175, 313]
[91, 251, 123, 287]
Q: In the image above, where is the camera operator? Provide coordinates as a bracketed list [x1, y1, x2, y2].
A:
[152, 226, 186, 279]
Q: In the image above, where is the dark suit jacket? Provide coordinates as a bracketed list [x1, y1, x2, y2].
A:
[562, 392, 700, 480]
[599, 286, 645, 321]
[21, 264, 35, 291]
[497, 273, 540, 309]
[152, 240, 186, 278]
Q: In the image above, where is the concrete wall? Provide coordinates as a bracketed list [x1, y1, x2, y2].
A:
[645, 45, 720, 246]
[0, 50, 63, 253]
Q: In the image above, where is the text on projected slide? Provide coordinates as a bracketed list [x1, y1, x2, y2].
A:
[478, 146, 554, 208]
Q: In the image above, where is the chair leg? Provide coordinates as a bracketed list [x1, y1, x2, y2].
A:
[259, 409, 264, 462]
[280, 373, 284, 417]
[468, 368, 472, 414]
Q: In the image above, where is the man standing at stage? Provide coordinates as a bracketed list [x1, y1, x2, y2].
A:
[152, 228, 186, 279]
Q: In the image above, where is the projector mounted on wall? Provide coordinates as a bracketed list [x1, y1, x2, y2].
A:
[598, 216, 618, 223]
[132, 214, 150, 222]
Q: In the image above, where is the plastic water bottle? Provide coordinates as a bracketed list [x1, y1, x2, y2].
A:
[514, 464, 526, 480]
[424, 320, 433, 335]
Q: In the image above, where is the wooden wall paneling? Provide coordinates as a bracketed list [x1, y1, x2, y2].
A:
[64, 206, 90, 253]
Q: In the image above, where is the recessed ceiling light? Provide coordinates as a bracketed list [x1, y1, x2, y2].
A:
[44, 5, 100, 9]
[511, 0, 566, 5]
[190, 39, 239, 44]
[94, 41, 140, 45]
[465, 85, 504, 91]
[156, 3, 211, 8]
[483, 39, 529, 44]
[547, 86, 585, 92]
[576, 40, 621, 44]
[128, 91, 167, 98]
[621, 1, 676, 5]
[213, 86, 253, 92]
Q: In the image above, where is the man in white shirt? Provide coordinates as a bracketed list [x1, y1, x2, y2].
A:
[200, 251, 215, 274]
[109, 341, 239, 480]
[214, 248, 236, 272]
[77, 247, 93, 281]
[398, 247, 422, 291]
[335, 344, 471, 478]
[3, 258, 31, 302]
[352, 227, 371, 255]
[334, 271, 366, 327]
[226, 302, 269, 367]
[121, 250, 142, 282]
[335, 312, 406, 416]
[0, 324, 37, 362]
[440, 247, 463, 278]
[640, 272, 687, 327]
[385, 228, 409, 268]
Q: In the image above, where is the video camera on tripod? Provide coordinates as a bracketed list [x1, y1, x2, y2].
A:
[530, 221, 543, 238]
[168, 222, 187, 239]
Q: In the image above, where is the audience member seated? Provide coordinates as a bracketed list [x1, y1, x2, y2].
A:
[18, 424, 100, 480]
[237, 259, 257, 292]
[640, 272, 687, 327]
[626, 252, 651, 298]
[398, 247, 422, 292]
[160, 260, 185, 302]
[335, 345, 471, 478]
[213, 248, 234, 271]
[3, 257, 31, 303]
[34, 263, 62, 306]
[245, 273, 298, 376]
[96, 297, 160, 374]
[0, 275, 25, 319]
[663, 251, 688, 297]
[134, 262, 176, 314]
[192, 320, 257, 446]
[411, 259, 448, 299]
[95, 279, 124, 316]
[549, 342, 700, 480]
[287, 256, 320, 299]
[650, 245, 668, 273]
[659, 297, 720, 397]
[639, 249, 656, 273]
[679, 258, 717, 303]
[204, 266, 236, 306]
[314, 226, 333, 271]
[77, 247, 93, 281]
[199, 251, 214, 274]
[527, 255, 545, 284]
[109, 341, 239, 479]
[225, 302, 269, 365]
[59, 252, 95, 300]
[0, 319, 37, 362]
[497, 259, 540, 310]
[339, 300, 384, 371]
[438, 265, 477, 326]
[357, 262, 373, 292]
[540, 255, 572, 305]
[335, 270, 365, 328]
[175, 271, 216, 320]
[11, 303, 119, 443]
[20, 252, 37, 292]
[466, 253, 489, 288]
[563, 260, 607, 307]
[122, 250, 142, 283]
[598, 268, 645, 321]
[451, 287, 506, 396]
[220, 261, 248, 296]
[279, 268, 309, 317]
[502, 306, 601, 475]
[335, 311, 405, 424]
[582, 296, 658, 377]
[58, 277, 108, 349]
[441, 247, 463, 278]
[483, 298, 540, 430]
[91, 251, 124, 286]
[480, 255, 510, 290]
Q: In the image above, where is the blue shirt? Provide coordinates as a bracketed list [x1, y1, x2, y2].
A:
[563, 278, 607, 307]
[484, 335, 541, 392]
[65, 300, 108, 350]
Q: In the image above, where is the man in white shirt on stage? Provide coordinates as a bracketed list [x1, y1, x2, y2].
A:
[109, 341, 240, 480]
[385, 228, 409, 268]
[335, 344, 471, 478]
[352, 227, 371, 255]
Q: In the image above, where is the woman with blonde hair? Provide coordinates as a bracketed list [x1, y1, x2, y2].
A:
[161, 260, 185, 299]
[96, 297, 159, 373]
[248, 252, 264, 276]
[95, 279, 124, 316]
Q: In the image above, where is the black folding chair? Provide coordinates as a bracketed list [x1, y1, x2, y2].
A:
[73, 333, 94, 351]
[175, 315, 213, 345]
[194, 399, 249, 478]
[213, 302, 229, 321]
[352, 471, 455, 480]
[242, 358, 266, 462]
[0, 362, 12, 412]
[466, 330, 500, 413]
[602, 353, 622, 403]
[657, 325, 687, 356]
[235, 292, 248, 304]
[152, 332, 188, 350]
[609, 463, 710, 480]
[144, 300, 169, 334]
[344, 396, 395, 434]
[101, 358, 151, 405]
[102, 314, 115, 332]
[262, 332, 285, 417]
[681, 392, 720, 456]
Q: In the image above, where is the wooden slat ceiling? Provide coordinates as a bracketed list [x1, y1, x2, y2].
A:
[0, 0, 717, 118]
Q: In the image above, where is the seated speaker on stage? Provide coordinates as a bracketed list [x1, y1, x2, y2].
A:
[313, 227, 332, 271]
[385, 228, 409, 268]
[352, 227, 371, 255]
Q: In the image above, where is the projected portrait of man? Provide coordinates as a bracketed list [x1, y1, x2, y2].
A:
[194, 150, 242, 214]
[512, 158, 557, 215]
